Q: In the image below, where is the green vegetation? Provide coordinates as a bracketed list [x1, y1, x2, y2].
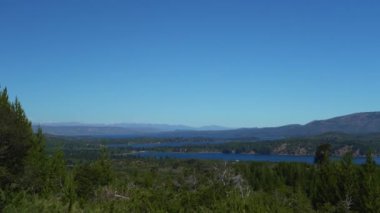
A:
[1, 87, 380, 212]
[148, 133, 380, 156]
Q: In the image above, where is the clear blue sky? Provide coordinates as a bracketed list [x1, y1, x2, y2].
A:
[1, 0, 380, 127]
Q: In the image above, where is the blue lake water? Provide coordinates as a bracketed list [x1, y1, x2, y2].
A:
[132, 151, 380, 164]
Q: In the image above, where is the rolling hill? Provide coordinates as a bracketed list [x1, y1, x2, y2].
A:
[152, 112, 380, 139]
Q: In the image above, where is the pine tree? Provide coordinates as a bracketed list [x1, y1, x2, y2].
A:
[337, 152, 358, 211]
[356, 150, 380, 212]
[22, 127, 48, 193]
[314, 143, 331, 166]
[0, 88, 34, 187]
[312, 144, 341, 207]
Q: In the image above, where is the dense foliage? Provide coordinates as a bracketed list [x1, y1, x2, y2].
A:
[1, 87, 380, 212]
[0, 88, 34, 186]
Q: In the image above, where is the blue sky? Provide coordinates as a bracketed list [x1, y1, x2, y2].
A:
[1, 0, 380, 127]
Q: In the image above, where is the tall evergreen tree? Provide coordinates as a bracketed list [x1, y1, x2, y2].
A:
[357, 150, 380, 212]
[0, 88, 34, 187]
[22, 127, 49, 193]
[314, 143, 331, 166]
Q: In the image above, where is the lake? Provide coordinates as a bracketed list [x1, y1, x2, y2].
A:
[132, 151, 380, 164]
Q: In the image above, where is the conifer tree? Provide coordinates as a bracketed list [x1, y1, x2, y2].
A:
[22, 127, 48, 193]
[314, 143, 331, 166]
[0, 88, 34, 187]
[357, 150, 380, 212]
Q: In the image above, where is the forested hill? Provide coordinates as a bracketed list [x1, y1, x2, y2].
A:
[151, 112, 380, 139]
[304, 112, 380, 134]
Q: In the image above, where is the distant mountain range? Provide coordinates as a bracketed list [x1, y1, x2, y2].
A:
[153, 112, 380, 139]
[33, 123, 230, 136]
[35, 112, 380, 139]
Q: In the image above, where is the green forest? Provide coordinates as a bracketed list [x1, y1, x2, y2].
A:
[1, 88, 380, 212]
